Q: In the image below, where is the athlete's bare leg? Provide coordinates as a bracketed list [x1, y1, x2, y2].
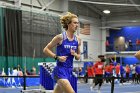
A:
[53, 83, 63, 93]
[53, 79, 75, 93]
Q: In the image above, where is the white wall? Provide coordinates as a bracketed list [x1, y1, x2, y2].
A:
[21, 0, 68, 12]
[101, 29, 106, 55]
[0, 0, 68, 13]
[78, 16, 103, 61]
[2, 0, 106, 62]
[105, 14, 140, 27]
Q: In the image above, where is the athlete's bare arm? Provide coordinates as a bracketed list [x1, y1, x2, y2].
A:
[74, 35, 81, 60]
[43, 34, 67, 62]
[43, 34, 62, 58]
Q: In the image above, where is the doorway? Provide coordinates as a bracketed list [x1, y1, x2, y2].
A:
[114, 36, 125, 51]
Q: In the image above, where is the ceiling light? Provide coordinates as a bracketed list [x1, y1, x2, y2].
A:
[132, 20, 137, 22]
[103, 10, 110, 14]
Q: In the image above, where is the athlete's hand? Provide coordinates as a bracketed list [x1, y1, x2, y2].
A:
[58, 56, 67, 62]
[70, 49, 76, 56]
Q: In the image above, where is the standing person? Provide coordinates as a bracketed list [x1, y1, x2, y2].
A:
[120, 65, 125, 84]
[115, 63, 120, 83]
[43, 12, 81, 93]
[115, 63, 120, 77]
[84, 66, 88, 83]
[87, 65, 95, 77]
[135, 51, 140, 84]
[125, 64, 130, 82]
[87, 65, 95, 84]
[108, 63, 114, 82]
[131, 64, 136, 84]
[135, 64, 140, 84]
[90, 55, 105, 93]
[104, 64, 110, 83]
[128, 40, 133, 51]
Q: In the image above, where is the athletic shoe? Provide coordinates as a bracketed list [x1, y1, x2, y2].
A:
[90, 86, 93, 91]
[97, 90, 101, 93]
[90, 86, 97, 92]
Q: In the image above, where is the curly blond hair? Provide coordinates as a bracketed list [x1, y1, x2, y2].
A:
[60, 12, 78, 30]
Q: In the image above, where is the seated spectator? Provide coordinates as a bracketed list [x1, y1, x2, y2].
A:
[0, 70, 2, 76]
[18, 69, 23, 76]
[17, 64, 22, 71]
[25, 70, 31, 76]
[30, 66, 36, 75]
[12, 67, 18, 76]
[1, 68, 6, 76]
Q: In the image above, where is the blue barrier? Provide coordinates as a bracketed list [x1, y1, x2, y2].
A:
[40, 65, 54, 90]
[26, 78, 40, 86]
[69, 75, 77, 93]
[40, 65, 77, 93]
[0, 65, 77, 93]
[0, 77, 40, 87]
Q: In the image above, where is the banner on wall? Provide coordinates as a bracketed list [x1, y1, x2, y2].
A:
[83, 41, 88, 59]
[80, 24, 90, 35]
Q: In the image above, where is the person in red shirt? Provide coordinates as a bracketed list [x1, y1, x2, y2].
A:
[108, 63, 114, 75]
[115, 63, 120, 77]
[87, 65, 95, 84]
[104, 64, 110, 83]
[90, 55, 105, 93]
[87, 65, 95, 77]
[105, 63, 114, 83]
[125, 64, 130, 82]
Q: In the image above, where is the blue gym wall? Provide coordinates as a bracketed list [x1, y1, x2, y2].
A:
[107, 26, 140, 48]
[122, 57, 140, 65]
[107, 26, 140, 65]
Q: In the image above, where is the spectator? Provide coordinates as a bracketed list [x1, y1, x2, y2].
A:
[90, 56, 105, 93]
[87, 65, 94, 77]
[84, 66, 88, 83]
[25, 69, 30, 75]
[125, 64, 130, 82]
[17, 64, 22, 71]
[128, 40, 133, 51]
[115, 63, 120, 77]
[104, 64, 110, 83]
[30, 66, 36, 75]
[120, 65, 125, 83]
[12, 67, 18, 76]
[131, 64, 136, 83]
[135, 64, 140, 84]
[1, 68, 6, 76]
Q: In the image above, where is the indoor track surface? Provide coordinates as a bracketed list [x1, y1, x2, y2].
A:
[0, 82, 140, 93]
